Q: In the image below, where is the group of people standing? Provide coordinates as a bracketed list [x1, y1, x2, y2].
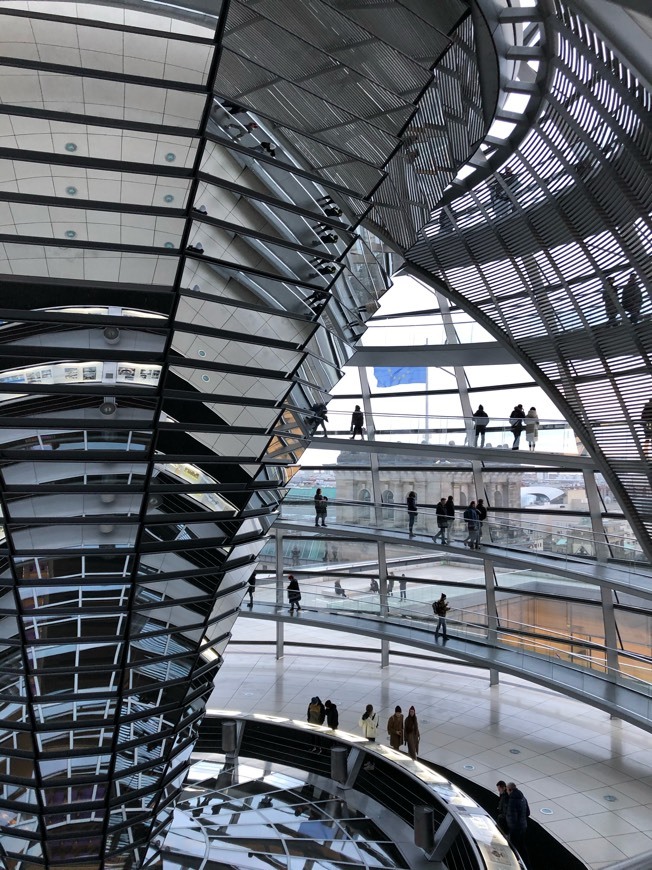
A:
[433, 495, 487, 547]
[358, 704, 421, 761]
[308, 693, 530, 865]
[473, 404, 539, 450]
[306, 700, 420, 761]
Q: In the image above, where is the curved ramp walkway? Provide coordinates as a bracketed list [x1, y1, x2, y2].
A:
[274, 519, 652, 601]
[241, 600, 652, 734]
[304, 435, 596, 469]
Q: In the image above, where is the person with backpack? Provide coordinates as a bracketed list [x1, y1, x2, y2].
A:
[463, 501, 481, 549]
[433, 593, 450, 640]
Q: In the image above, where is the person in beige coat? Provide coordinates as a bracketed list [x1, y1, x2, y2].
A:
[386, 705, 404, 750]
[404, 706, 420, 760]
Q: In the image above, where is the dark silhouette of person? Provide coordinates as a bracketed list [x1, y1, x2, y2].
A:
[287, 575, 302, 613]
[350, 405, 364, 439]
[496, 781, 509, 834]
[473, 405, 489, 447]
[247, 571, 256, 607]
[433, 497, 448, 544]
[433, 593, 450, 640]
[506, 782, 531, 867]
[314, 488, 328, 527]
[602, 277, 620, 325]
[324, 700, 339, 729]
[406, 491, 417, 537]
[476, 499, 487, 547]
[509, 404, 525, 449]
[621, 273, 642, 324]
[310, 402, 328, 435]
[641, 397, 652, 441]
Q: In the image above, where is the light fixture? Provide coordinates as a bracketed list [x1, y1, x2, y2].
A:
[165, 152, 176, 162]
[65, 230, 77, 239]
[66, 186, 78, 196]
[100, 400, 117, 416]
[65, 142, 77, 152]
[103, 326, 120, 344]
[164, 242, 175, 249]
[163, 194, 174, 203]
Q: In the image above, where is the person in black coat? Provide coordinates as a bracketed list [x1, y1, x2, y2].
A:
[506, 782, 531, 867]
[310, 402, 328, 435]
[509, 404, 525, 450]
[406, 491, 417, 537]
[314, 487, 328, 527]
[350, 405, 364, 440]
[433, 497, 448, 544]
[496, 780, 509, 834]
[287, 575, 302, 613]
[324, 700, 339, 729]
[445, 495, 455, 540]
[476, 498, 488, 547]
[473, 405, 489, 447]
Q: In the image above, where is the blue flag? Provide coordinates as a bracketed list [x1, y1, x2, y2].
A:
[374, 366, 427, 388]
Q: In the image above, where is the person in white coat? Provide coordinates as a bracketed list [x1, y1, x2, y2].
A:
[359, 704, 379, 741]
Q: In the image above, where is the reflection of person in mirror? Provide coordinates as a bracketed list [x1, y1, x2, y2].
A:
[642, 397, 652, 441]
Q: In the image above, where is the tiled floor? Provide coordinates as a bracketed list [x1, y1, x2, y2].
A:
[210, 617, 652, 869]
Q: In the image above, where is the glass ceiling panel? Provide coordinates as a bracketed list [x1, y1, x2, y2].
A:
[0, 159, 192, 207]
[0, 115, 198, 167]
[0, 243, 178, 283]
[0, 1, 220, 38]
[0, 66, 207, 127]
[0, 203, 185, 246]
[0, 14, 213, 84]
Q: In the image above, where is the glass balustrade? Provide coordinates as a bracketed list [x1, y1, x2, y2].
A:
[278, 495, 646, 566]
[310, 409, 582, 455]
[247, 576, 652, 714]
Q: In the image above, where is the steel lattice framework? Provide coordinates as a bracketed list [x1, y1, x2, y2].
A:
[0, 1, 486, 867]
[408, 0, 652, 558]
